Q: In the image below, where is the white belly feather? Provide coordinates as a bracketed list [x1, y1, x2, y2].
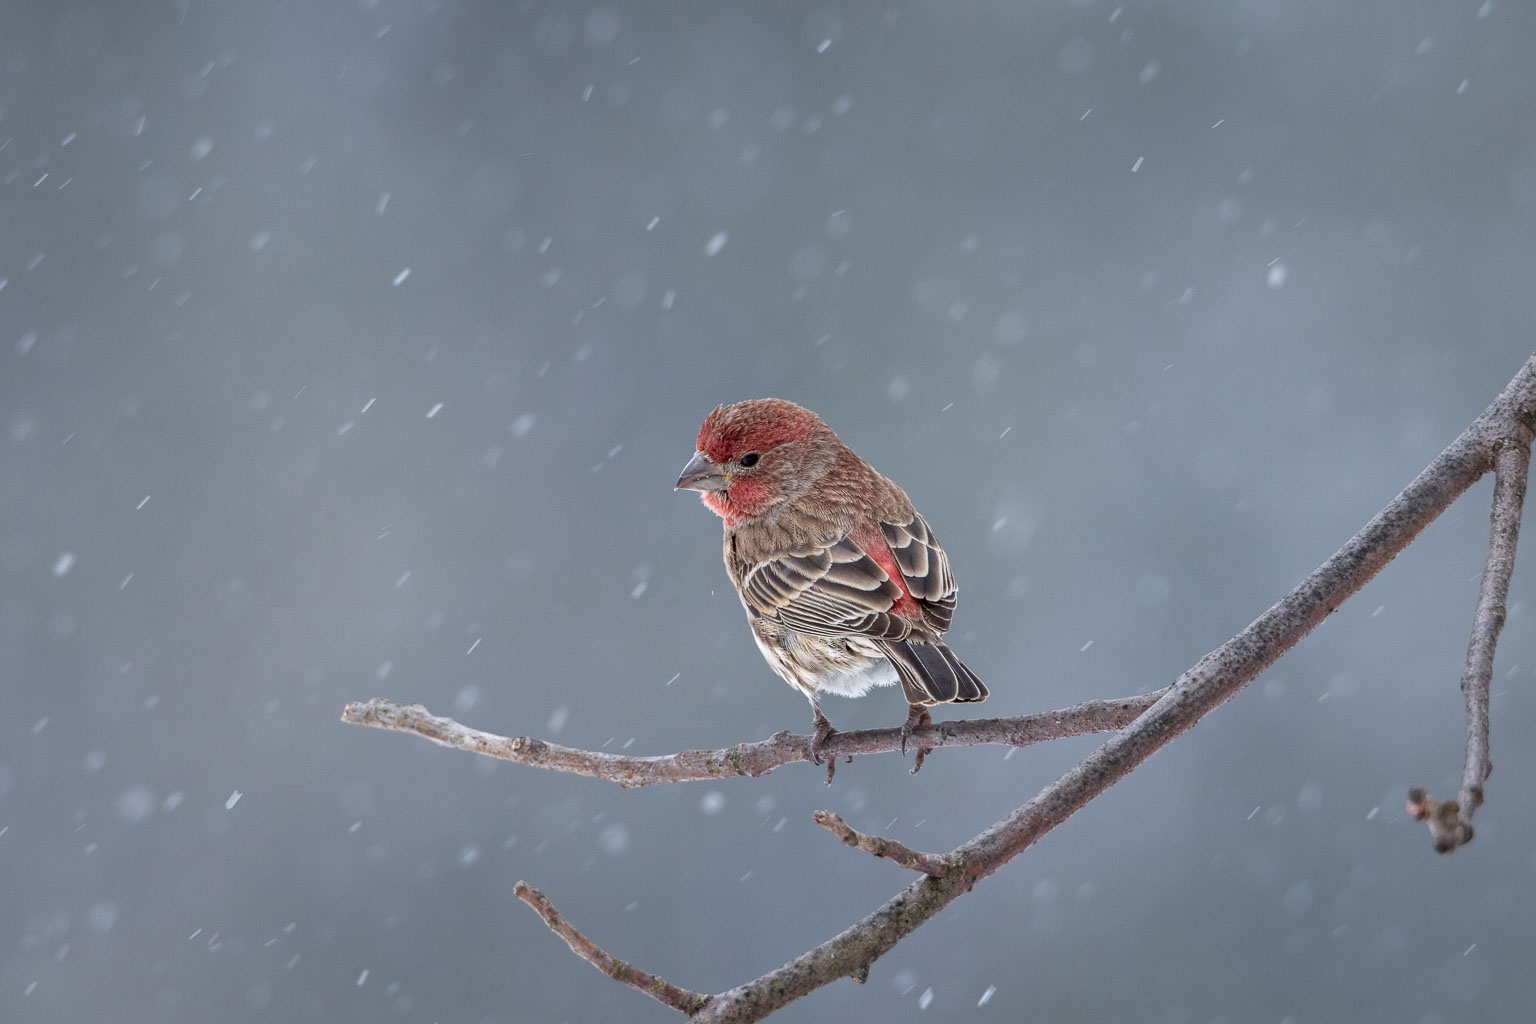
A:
[749, 618, 899, 701]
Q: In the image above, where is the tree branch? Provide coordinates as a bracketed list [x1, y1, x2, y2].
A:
[347, 353, 1536, 1021]
[513, 882, 710, 1016]
[1409, 435, 1531, 853]
[684, 352, 1536, 1023]
[811, 811, 949, 876]
[339, 691, 1164, 786]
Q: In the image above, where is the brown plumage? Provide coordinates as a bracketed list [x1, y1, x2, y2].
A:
[676, 399, 986, 775]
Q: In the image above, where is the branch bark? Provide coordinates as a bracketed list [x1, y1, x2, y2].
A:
[346, 353, 1536, 1022]
[339, 691, 1164, 786]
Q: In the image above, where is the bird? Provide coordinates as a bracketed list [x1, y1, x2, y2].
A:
[675, 398, 986, 777]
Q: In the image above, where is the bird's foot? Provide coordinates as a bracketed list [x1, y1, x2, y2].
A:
[898, 704, 931, 754]
[900, 704, 934, 775]
[811, 709, 843, 784]
[810, 710, 837, 764]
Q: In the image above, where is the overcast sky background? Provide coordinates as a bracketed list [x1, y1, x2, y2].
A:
[4, 1, 1536, 1021]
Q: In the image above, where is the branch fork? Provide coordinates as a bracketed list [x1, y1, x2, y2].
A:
[1407, 435, 1529, 853]
[812, 811, 950, 877]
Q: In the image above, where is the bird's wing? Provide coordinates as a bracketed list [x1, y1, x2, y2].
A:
[881, 512, 957, 634]
[739, 535, 916, 641]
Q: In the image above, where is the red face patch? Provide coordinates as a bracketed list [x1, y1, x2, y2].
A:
[724, 476, 774, 517]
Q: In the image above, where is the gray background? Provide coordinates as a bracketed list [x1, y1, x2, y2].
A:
[4, 1, 1536, 1021]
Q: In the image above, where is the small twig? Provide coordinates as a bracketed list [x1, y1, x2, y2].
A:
[1410, 436, 1530, 853]
[811, 811, 949, 876]
[513, 882, 710, 1016]
[340, 691, 1165, 787]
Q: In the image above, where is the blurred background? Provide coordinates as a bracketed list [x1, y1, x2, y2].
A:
[4, 1, 1536, 1021]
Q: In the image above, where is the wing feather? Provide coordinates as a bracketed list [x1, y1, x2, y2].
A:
[881, 514, 957, 634]
[740, 535, 915, 641]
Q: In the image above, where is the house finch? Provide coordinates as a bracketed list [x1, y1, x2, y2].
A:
[675, 398, 986, 776]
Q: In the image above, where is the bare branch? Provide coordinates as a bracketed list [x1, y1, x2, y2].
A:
[1411, 436, 1531, 853]
[349, 353, 1536, 1021]
[340, 691, 1164, 787]
[513, 882, 710, 1016]
[811, 811, 949, 876]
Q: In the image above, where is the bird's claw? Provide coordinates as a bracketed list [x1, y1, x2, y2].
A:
[900, 705, 934, 774]
[810, 710, 838, 770]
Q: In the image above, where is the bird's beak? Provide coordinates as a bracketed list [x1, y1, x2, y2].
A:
[675, 450, 730, 492]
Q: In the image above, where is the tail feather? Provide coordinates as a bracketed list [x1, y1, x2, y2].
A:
[876, 639, 988, 706]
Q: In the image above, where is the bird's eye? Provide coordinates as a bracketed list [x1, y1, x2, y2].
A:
[738, 452, 760, 468]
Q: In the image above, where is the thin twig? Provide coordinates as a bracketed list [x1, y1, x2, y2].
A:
[1409, 436, 1531, 853]
[513, 882, 710, 1016]
[340, 691, 1165, 787]
[811, 811, 949, 876]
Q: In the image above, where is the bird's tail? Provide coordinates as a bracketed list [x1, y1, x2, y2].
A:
[876, 639, 988, 705]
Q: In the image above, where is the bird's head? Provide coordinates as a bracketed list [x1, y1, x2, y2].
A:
[675, 398, 839, 524]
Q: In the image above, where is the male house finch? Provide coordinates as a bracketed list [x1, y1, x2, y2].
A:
[676, 398, 986, 774]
